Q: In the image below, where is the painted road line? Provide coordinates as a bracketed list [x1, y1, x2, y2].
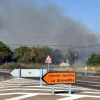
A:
[0, 92, 99, 100]
[6, 93, 38, 100]
[58, 94, 85, 100]
[3, 93, 100, 100]
[0, 78, 100, 100]
[85, 92, 100, 94]
[57, 94, 100, 100]
[6, 93, 52, 100]
[2, 78, 99, 90]
[1, 78, 98, 88]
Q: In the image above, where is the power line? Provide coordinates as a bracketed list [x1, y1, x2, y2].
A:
[7, 44, 75, 47]
[71, 43, 100, 49]
[7, 43, 100, 49]
[0, 32, 98, 36]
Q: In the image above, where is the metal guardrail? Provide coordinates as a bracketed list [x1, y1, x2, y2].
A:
[76, 72, 100, 76]
[49, 69, 100, 76]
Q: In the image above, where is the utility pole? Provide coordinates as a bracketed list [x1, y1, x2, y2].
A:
[75, 48, 77, 72]
[6, 61, 8, 69]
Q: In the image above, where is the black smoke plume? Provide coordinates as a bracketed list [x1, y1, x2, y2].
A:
[0, 0, 99, 63]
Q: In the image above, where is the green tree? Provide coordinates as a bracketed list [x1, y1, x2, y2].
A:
[13, 45, 63, 64]
[13, 46, 31, 63]
[0, 41, 13, 63]
[30, 46, 52, 63]
[86, 53, 100, 66]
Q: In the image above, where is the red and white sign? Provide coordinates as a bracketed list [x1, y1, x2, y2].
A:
[45, 54, 52, 63]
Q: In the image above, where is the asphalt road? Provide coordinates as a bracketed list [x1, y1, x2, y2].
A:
[0, 70, 13, 81]
[0, 76, 100, 100]
[74, 76, 100, 90]
[0, 70, 100, 90]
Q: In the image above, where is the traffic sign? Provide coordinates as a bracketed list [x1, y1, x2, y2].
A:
[42, 72, 76, 85]
[45, 54, 52, 63]
[10, 69, 48, 87]
[10, 69, 19, 77]
[10, 69, 47, 77]
[84, 66, 87, 70]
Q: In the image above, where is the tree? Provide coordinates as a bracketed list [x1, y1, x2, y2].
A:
[0, 41, 13, 63]
[13, 45, 64, 64]
[30, 46, 52, 63]
[66, 49, 78, 65]
[52, 49, 63, 64]
[86, 53, 100, 66]
[13, 46, 31, 63]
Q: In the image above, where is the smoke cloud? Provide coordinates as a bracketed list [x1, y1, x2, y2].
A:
[0, 0, 99, 63]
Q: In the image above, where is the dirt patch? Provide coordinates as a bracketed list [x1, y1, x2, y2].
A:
[77, 97, 100, 100]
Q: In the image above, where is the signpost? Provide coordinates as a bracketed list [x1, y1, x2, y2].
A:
[10, 69, 47, 86]
[10, 68, 21, 87]
[42, 71, 76, 95]
[18, 68, 20, 87]
[84, 66, 87, 75]
[10, 69, 19, 77]
[45, 54, 52, 71]
[10, 69, 47, 77]
[42, 71, 76, 85]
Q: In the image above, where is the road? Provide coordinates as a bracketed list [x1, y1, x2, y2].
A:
[0, 70, 11, 76]
[75, 76, 100, 90]
[0, 76, 99, 100]
[0, 70, 100, 90]
[0, 70, 100, 100]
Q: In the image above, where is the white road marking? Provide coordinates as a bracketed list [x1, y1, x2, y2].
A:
[85, 92, 100, 94]
[0, 78, 100, 100]
[58, 94, 85, 100]
[58, 94, 100, 100]
[6, 93, 38, 100]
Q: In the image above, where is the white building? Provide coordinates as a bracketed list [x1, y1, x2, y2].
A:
[60, 59, 70, 67]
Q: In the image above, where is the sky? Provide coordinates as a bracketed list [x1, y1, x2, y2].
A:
[1, 0, 100, 33]
[4, 0, 100, 33]
[0, 0, 100, 62]
[32, 0, 100, 33]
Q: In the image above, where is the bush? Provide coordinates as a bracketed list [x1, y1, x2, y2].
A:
[0, 63, 22, 70]
[94, 67, 100, 76]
